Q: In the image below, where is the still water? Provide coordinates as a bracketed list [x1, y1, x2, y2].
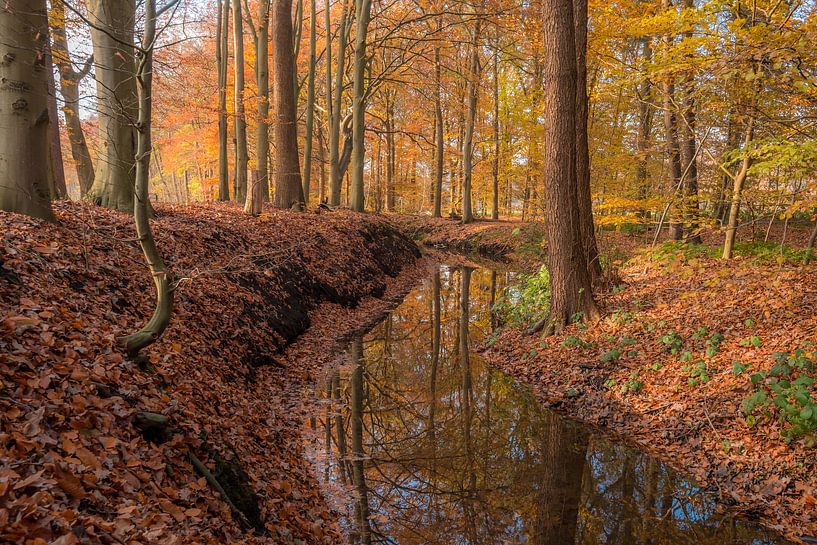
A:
[306, 265, 791, 545]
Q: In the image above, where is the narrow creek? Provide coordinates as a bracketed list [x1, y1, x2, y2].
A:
[305, 264, 792, 545]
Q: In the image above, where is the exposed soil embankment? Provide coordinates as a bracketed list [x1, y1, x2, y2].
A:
[0, 203, 420, 544]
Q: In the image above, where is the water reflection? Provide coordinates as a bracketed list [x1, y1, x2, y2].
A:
[309, 266, 790, 545]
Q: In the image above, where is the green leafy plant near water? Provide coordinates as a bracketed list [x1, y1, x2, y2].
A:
[742, 347, 817, 443]
[494, 265, 549, 327]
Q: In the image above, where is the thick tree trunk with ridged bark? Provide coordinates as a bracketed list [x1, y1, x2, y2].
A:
[0, 0, 55, 220]
[349, 0, 372, 212]
[272, 0, 304, 208]
[85, 0, 137, 212]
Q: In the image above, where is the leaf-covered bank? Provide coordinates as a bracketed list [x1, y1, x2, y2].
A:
[484, 244, 817, 544]
[0, 202, 421, 544]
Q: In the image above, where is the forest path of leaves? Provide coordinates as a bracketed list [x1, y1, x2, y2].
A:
[0, 202, 426, 544]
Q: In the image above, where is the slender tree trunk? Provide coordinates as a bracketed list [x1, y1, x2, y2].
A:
[680, 0, 700, 243]
[723, 117, 755, 259]
[535, 0, 599, 334]
[328, 0, 349, 206]
[232, 0, 248, 204]
[385, 95, 396, 211]
[317, 118, 327, 203]
[635, 36, 654, 219]
[45, 37, 67, 200]
[86, 0, 137, 212]
[50, 0, 95, 196]
[349, 0, 372, 212]
[119, 0, 172, 356]
[0, 0, 55, 220]
[573, 0, 602, 281]
[461, 14, 481, 224]
[272, 0, 305, 208]
[216, 0, 230, 200]
[245, 0, 271, 215]
[433, 39, 444, 218]
[302, 0, 318, 205]
[662, 0, 683, 240]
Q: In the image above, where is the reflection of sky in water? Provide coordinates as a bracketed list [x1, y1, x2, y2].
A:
[307, 265, 792, 545]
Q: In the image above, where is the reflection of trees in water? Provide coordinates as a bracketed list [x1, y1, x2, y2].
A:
[313, 266, 788, 545]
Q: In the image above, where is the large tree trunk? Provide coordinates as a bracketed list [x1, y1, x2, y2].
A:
[45, 36, 67, 200]
[244, 0, 271, 215]
[216, 0, 230, 201]
[50, 0, 95, 196]
[573, 0, 602, 282]
[327, 0, 349, 206]
[272, 0, 305, 208]
[349, 0, 372, 212]
[119, 0, 172, 356]
[461, 13, 481, 224]
[232, 0, 248, 204]
[0, 0, 55, 220]
[302, 0, 318, 206]
[635, 36, 654, 219]
[86, 0, 137, 212]
[433, 39, 444, 218]
[537, 0, 599, 334]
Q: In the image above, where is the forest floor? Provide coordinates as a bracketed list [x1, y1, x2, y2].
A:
[0, 202, 427, 545]
[469, 219, 817, 544]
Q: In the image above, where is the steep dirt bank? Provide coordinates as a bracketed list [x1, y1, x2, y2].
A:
[484, 244, 817, 544]
[0, 202, 421, 544]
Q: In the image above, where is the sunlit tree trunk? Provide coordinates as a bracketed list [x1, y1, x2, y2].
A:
[232, 0, 248, 204]
[119, 0, 173, 356]
[635, 36, 653, 219]
[433, 38, 444, 218]
[574, 0, 602, 282]
[86, 0, 137, 212]
[662, 0, 683, 240]
[461, 14, 481, 224]
[272, 0, 304, 208]
[491, 42, 500, 220]
[216, 0, 230, 201]
[723, 117, 755, 259]
[328, 0, 349, 206]
[50, 0, 95, 196]
[244, 0, 271, 215]
[0, 0, 55, 220]
[302, 0, 318, 205]
[349, 0, 372, 212]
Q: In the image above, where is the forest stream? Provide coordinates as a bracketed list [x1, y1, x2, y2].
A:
[305, 265, 793, 545]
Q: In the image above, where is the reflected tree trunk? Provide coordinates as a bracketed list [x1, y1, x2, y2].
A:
[350, 337, 372, 545]
[532, 413, 588, 544]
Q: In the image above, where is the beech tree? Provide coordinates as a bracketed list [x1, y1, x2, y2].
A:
[349, 0, 372, 212]
[0, 0, 55, 220]
[216, 0, 230, 201]
[85, 0, 138, 212]
[232, 0, 248, 204]
[243, 0, 271, 215]
[272, 0, 305, 208]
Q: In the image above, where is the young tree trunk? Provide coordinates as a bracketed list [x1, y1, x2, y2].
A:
[491, 42, 500, 220]
[50, 0, 95, 196]
[574, 0, 602, 282]
[433, 40, 444, 218]
[349, 0, 372, 212]
[216, 0, 230, 201]
[385, 95, 396, 211]
[244, 0, 271, 215]
[635, 36, 654, 219]
[461, 14, 481, 224]
[86, 0, 137, 212]
[232, 0, 248, 204]
[0, 0, 55, 220]
[119, 0, 173, 356]
[535, 0, 599, 335]
[662, 0, 683, 240]
[328, 0, 349, 206]
[302, 0, 318, 205]
[722, 118, 755, 259]
[680, 0, 700, 243]
[272, 0, 304, 208]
